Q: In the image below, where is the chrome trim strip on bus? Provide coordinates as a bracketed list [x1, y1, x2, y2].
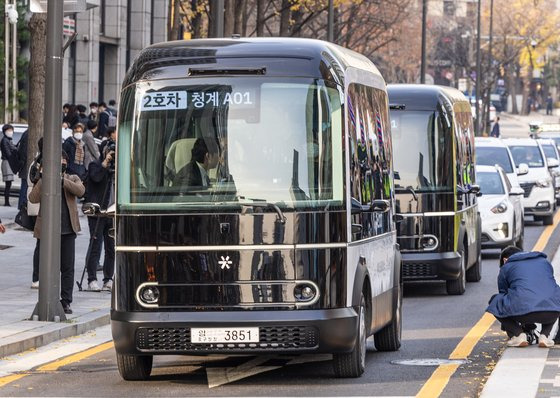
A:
[347, 230, 396, 246]
[135, 280, 321, 309]
[397, 205, 477, 218]
[116, 243, 348, 252]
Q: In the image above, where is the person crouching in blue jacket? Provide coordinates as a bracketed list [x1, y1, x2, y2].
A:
[487, 246, 560, 348]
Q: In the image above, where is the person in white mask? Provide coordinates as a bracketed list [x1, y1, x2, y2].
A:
[1, 124, 18, 206]
[62, 123, 87, 181]
[89, 102, 98, 122]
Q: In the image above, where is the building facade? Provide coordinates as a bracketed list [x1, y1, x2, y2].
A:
[62, 0, 168, 106]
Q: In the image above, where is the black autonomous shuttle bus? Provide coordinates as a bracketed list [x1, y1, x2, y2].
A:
[107, 38, 402, 380]
[388, 85, 481, 295]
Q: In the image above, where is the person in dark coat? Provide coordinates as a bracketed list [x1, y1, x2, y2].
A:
[487, 246, 560, 348]
[172, 138, 218, 188]
[490, 117, 500, 138]
[76, 104, 90, 126]
[1, 124, 18, 206]
[84, 146, 115, 292]
[97, 102, 109, 138]
[16, 129, 29, 209]
[62, 123, 87, 181]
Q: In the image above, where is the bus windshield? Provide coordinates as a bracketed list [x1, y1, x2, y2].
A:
[117, 77, 344, 211]
[391, 110, 453, 192]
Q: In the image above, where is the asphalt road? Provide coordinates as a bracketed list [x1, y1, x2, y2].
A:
[0, 216, 556, 397]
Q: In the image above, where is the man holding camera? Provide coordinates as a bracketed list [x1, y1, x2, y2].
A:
[84, 142, 115, 291]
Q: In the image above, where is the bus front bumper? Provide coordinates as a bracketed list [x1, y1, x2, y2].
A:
[111, 308, 358, 355]
[401, 251, 461, 281]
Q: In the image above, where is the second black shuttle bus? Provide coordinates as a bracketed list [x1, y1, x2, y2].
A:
[388, 85, 481, 295]
[106, 38, 402, 380]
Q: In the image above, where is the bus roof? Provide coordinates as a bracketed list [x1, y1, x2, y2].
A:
[387, 84, 469, 111]
[123, 37, 384, 88]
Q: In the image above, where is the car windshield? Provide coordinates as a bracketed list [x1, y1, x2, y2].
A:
[117, 77, 344, 211]
[508, 145, 544, 168]
[475, 146, 514, 173]
[477, 171, 505, 195]
[391, 110, 453, 192]
[542, 144, 558, 160]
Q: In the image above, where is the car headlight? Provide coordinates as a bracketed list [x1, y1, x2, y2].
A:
[491, 201, 508, 214]
[536, 178, 552, 188]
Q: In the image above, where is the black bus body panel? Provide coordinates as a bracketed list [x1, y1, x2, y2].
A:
[389, 84, 480, 282]
[112, 38, 399, 356]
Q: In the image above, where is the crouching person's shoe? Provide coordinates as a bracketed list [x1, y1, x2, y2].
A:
[539, 335, 555, 348]
[507, 333, 529, 347]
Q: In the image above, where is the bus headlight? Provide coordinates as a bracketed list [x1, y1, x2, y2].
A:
[294, 283, 317, 302]
[140, 286, 160, 304]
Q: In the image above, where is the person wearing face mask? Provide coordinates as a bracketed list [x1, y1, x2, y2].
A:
[29, 151, 85, 314]
[89, 102, 98, 122]
[62, 123, 87, 181]
[1, 124, 20, 206]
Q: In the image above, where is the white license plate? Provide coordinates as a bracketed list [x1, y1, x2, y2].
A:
[191, 327, 260, 343]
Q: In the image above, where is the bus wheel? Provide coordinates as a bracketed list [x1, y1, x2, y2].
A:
[446, 250, 466, 295]
[374, 281, 402, 351]
[333, 293, 366, 378]
[466, 250, 482, 282]
[116, 353, 153, 381]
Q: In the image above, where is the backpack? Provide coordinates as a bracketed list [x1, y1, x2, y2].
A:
[104, 110, 117, 128]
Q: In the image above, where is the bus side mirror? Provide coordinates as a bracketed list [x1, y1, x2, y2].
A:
[517, 163, 529, 176]
[372, 199, 390, 212]
[469, 184, 482, 196]
[394, 171, 401, 180]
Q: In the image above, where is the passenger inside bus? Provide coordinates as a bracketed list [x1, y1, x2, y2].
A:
[172, 137, 219, 188]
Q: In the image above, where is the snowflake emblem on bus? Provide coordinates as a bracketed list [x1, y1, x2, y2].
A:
[218, 256, 233, 270]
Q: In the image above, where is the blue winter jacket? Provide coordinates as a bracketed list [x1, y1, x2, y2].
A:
[486, 251, 560, 318]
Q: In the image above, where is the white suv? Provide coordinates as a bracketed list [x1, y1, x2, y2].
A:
[475, 137, 528, 189]
[503, 138, 556, 225]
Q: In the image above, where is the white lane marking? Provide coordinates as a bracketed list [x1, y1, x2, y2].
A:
[206, 356, 281, 388]
[0, 325, 112, 377]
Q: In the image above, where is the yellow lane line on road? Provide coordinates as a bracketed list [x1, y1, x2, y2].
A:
[416, 210, 560, 398]
[0, 341, 114, 388]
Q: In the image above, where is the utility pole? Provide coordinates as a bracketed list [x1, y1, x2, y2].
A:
[11, 3, 17, 122]
[4, 3, 9, 122]
[32, 0, 66, 322]
[475, 0, 482, 136]
[213, 0, 224, 38]
[485, 0, 494, 134]
[327, 0, 334, 42]
[420, 0, 427, 84]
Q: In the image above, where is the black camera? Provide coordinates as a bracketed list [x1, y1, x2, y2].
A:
[106, 141, 116, 172]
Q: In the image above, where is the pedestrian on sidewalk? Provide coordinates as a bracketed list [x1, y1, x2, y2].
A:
[16, 129, 29, 210]
[1, 124, 20, 207]
[487, 246, 560, 348]
[83, 120, 100, 171]
[0, 217, 5, 233]
[547, 95, 554, 115]
[84, 145, 115, 292]
[28, 150, 85, 314]
[490, 117, 501, 138]
[62, 123, 87, 182]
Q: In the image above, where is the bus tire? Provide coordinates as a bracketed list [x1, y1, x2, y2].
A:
[116, 353, 153, 381]
[543, 214, 554, 226]
[466, 250, 482, 282]
[446, 249, 466, 295]
[333, 293, 366, 378]
[374, 282, 402, 351]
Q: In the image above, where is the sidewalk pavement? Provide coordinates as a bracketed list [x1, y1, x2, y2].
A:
[0, 204, 111, 358]
[500, 110, 560, 138]
[481, 248, 560, 398]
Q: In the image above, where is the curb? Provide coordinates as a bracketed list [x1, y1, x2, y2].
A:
[0, 309, 110, 358]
